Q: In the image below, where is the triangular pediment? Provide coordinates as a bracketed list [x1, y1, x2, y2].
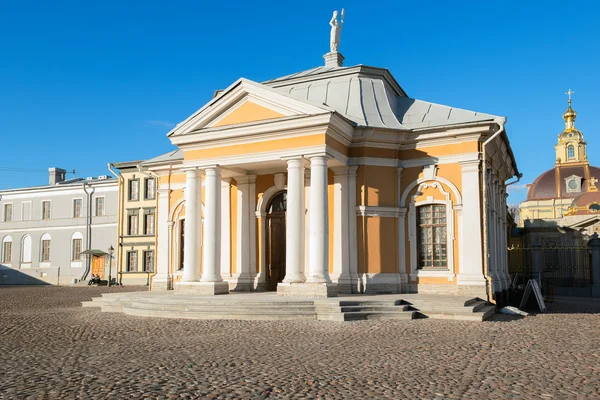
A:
[167, 78, 330, 137]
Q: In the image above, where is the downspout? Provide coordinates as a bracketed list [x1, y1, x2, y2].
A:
[481, 117, 507, 304]
[81, 181, 94, 281]
[108, 163, 122, 285]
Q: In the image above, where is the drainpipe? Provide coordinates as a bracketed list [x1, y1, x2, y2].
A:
[82, 181, 95, 281]
[108, 163, 122, 285]
[482, 117, 508, 304]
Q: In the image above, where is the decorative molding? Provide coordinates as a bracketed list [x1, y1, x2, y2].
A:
[356, 206, 400, 218]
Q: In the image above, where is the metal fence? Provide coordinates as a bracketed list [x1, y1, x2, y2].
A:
[508, 245, 592, 295]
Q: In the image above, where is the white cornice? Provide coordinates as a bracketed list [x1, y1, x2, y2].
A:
[356, 206, 400, 218]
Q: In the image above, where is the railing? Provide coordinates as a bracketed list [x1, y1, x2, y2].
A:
[508, 245, 592, 294]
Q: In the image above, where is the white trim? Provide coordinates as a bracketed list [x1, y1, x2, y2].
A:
[94, 196, 106, 217]
[72, 197, 84, 218]
[21, 201, 32, 221]
[0, 223, 117, 233]
[401, 176, 462, 208]
[41, 199, 52, 220]
[398, 152, 481, 169]
[356, 206, 400, 218]
[3, 202, 13, 222]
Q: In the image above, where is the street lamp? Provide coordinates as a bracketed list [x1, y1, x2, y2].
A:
[108, 245, 114, 287]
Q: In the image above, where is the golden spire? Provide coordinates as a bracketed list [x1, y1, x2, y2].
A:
[563, 89, 577, 131]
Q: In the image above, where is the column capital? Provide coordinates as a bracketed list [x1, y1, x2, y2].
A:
[202, 166, 221, 177]
[459, 159, 481, 172]
[330, 166, 350, 176]
[234, 174, 257, 185]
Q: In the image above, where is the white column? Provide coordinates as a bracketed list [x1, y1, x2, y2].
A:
[201, 167, 222, 282]
[396, 166, 407, 290]
[457, 160, 485, 285]
[283, 158, 306, 283]
[332, 166, 351, 291]
[181, 169, 202, 282]
[304, 170, 311, 279]
[348, 166, 359, 290]
[153, 187, 172, 289]
[236, 175, 257, 288]
[220, 179, 231, 279]
[307, 155, 331, 283]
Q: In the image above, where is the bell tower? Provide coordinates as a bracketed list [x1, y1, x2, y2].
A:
[555, 89, 587, 165]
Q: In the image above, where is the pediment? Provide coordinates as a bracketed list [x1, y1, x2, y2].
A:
[168, 78, 329, 137]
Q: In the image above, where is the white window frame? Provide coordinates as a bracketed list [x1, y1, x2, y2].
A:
[144, 178, 156, 200]
[126, 250, 138, 272]
[406, 181, 457, 281]
[95, 196, 105, 217]
[2, 236, 13, 265]
[3, 203, 13, 222]
[21, 234, 32, 267]
[128, 179, 140, 201]
[144, 210, 155, 235]
[143, 250, 154, 272]
[40, 233, 51, 266]
[73, 198, 83, 218]
[41, 200, 51, 220]
[21, 201, 32, 221]
[71, 232, 84, 268]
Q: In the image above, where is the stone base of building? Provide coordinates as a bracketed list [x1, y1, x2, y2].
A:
[353, 273, 403, 294]
[174, 281, 230, 295]
[151, 276, 172, 291]
[277, 282, 338, 298]
[229, 281, 254, 292]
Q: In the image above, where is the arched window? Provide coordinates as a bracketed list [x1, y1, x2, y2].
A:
[71, 232, 83, 261]
[2, 236, 12, 264]
[568, 145, 575, 159]
[40, 233, 51, 262]
[417, 204, 447, 269]
[268, 192, 287, 214]
[21, 235, 32, 263]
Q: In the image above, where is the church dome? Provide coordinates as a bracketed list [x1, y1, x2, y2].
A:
[526, 165, 600, 201]
[566, 191, 600, 215]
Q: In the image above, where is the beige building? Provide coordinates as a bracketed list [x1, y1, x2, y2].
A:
[135, 41, 520, 305]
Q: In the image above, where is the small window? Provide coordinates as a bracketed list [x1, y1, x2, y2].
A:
[128, 179, 139, 201]
[41, 239, 51, 262]
[95, 197, 105, 217]
[73, 199, 83, 218]
[589, 204, 600, 212]
[2, 237, 12, 263]
[417, 204, 447, 269]
[4, 204, 12, 222]
[143, 250, 154, 272]
[568, 145, 575, 159]
[72, 238, 82, 261]
[128, 214, 139, 236]
[126, 251, 138, 272]
[144, 178, 156, 200]
[42, 201, 51, 220]
[144, 210, 155, 235]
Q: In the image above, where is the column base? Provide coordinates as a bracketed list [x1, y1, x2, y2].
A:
[174, 281, 230, 295]
[151, 275, 172, 291]
[277, 282, 338, 298]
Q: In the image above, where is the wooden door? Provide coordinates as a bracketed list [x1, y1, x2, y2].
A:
[91, 255, 105, 278]
[267, 213, 286, 291]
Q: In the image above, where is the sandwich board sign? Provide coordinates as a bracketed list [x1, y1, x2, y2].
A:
[519, 279, 546, 312]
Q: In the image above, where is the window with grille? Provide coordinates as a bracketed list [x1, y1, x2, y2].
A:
[72, 238, 82, 261]
[568, 145, 575, 159]
[417, 204, 447, 269]
[143, 250, 154, 272]
[95, 197, 105, 216]
[144, 209, 155, 235]
[42, 201, 51, 220]
[4, 204, 12, 222]
[128, 179, 139, 201]
[41, 240, 51, 262]
[73, 199, 82, 218]
[144, 178, 156, 200]
[2, 239, 12, 263]
[128, 214, 139, 235]
[126, 251, 138, 272]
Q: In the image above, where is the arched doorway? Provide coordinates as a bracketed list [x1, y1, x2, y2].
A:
[266, 191, 287, 291]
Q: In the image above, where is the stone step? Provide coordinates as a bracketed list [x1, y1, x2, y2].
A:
[419, 306, 496, 321]
[409, 301, 487, 314]
[121, 306, 316, 321]
[338, 305, 411, 312]
[128, 302, 316, 312]
[341, 311, 417, 321]
[336, 300, 405, 307]
[126, 298, 315, 307]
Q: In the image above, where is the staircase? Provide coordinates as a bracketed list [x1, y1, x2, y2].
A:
[82, 292, 495, 322]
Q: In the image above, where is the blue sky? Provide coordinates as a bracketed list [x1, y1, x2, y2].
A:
[0, 0, 598, 205]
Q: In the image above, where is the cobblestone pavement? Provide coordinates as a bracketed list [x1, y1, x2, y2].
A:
[1, 287, 600, 400]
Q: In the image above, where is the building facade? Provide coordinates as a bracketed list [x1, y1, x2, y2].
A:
[144, 46, 519, 303]
[0, 168, 118, 285]
[518, 97, 600, 246]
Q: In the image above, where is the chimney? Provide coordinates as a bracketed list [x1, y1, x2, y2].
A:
[49, 168, 67, 185]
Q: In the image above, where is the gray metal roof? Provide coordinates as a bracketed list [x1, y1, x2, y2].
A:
[142, 149, 183, 165]
[263, 64, 498, 130]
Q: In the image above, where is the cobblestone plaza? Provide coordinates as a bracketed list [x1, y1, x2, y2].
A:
[1, 287, 599, 399]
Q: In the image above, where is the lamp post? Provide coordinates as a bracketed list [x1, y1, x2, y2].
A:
[108, 245, 114, 287]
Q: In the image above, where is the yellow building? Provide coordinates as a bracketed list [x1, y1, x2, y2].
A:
[141, 44, 519, 304]
[110, 158, 170, 285]
[518, 95, 600, 245]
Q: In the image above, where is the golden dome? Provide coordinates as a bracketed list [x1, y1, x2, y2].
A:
[563, 102, 577, 121]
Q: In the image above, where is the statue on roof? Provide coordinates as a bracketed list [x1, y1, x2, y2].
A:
[329, 9, 344, 53]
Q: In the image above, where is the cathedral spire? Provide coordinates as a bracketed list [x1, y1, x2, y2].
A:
[563, 89, 577, 131]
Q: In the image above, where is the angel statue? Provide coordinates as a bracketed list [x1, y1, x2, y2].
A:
[329, 9, 345, 52]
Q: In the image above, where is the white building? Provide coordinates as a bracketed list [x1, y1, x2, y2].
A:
[0, 168, 118, 285]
